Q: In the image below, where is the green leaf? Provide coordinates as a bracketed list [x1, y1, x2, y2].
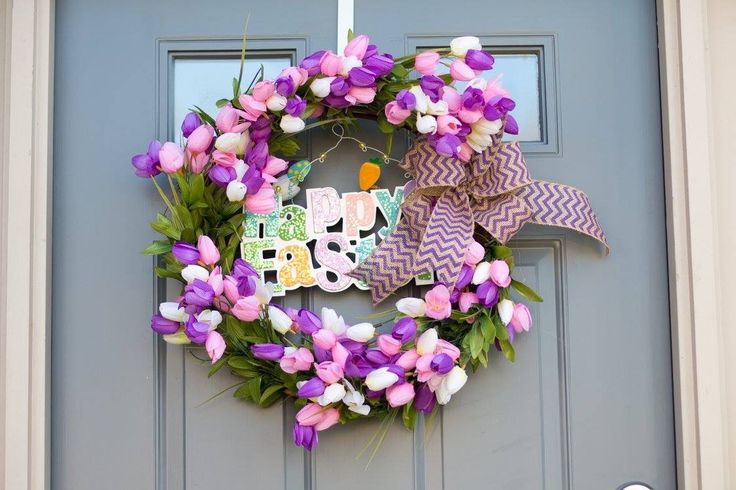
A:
[215, 98, 231, 108]
[259, 384, 284, 407]
[479, 314, 495, 342]
[376, 113, 395, 135]
[347, 28, 354, 42]
[150, 213, 181, 240]
[500, 340, 515, 362]
[142, 240, 172, 256]
[227, 356, 251, 370]
[468, 325, 484, 359]
[510, 279, 544, 302]
[491, 245, 513, 259]
[189, 174, 205, 204]
[402, 403, 417, 431]
[248, 376, 262, 402]
[208, 356, 229, 377]
[494, 316, 509, 341]
[391, 64, 408, 79]
[233, 384, 252, 400]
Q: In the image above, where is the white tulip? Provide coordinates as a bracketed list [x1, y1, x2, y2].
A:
[235, 131, 250, 155]
[234, 160, 247, 180]
[226, 180, 247, 202]
[266, 94, 287, 112]
[163, 331, 191, 345]
[435, 366, 468, 405]
[310, 76, 334, 98]
[214, 132, 241, 152]
[321, 307, 347, 336]
[279, 114, 306, 134]
[467, 77, 488, 91]
[181, 264, 209, 284]
[435, 383, 452, 405]
[426, 99, 449, 116]
[416, 328, 439, 356]
[255, 282, 274, 305]
[274, 174, 300, 201]
[319, 383, 347, 406]
[365, 367, 400, 391]
[342, 381, 371, 415]
[268, 305, 293, 334]
[196, 309, 222, 331]
[416, 114, 438, 135]
[339, 55, 362, 76]
[159, 302, 187, 322]
[450, 36, 482, 57]
[473, 118, 504, 136]
[409, 85, 430, 113]
[346, 322, 375, 342]
[497, 299, 515, 325]
[396, 298, 426, 318]
[472, 261, 492, 284]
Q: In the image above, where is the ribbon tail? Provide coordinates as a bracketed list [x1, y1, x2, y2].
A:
[516, 180, 610, 252]
[349, 194, 433, 304]
[414, 189, 473, 286]
[473, 193, 534, 244]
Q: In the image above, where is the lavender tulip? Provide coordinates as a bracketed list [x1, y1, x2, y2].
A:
[504, 114, 519, 135]
[395, 89, 416, 111]
[435, 134, 461, 157]
[347, 67, 376, 87]
[464, 49, 494, 71]
[299, 50, 326, 76]
[323, 94, 352, 108]
[419, 75, 444, 102]
[172, 241, 200, 265]
[339, 339, 367, 355]
[483, 103, 501, 121]
[293, 422, 318, 451]
[150, 314, 180, 335]
[147, 140, 161, 163]
[232, 258, 258, 278]
[183, 316, 208, 344]
[181, 111, 202, 138]
[344, 354, 373, 378]
[363, 53, 393, 77]
[476, 280, 500, 308]
[456, 264, 474, 289]
[449, 287, 461, 304]
[297, 309, 322, 335]
[365, 349, 390, 366]
[208, 165, 236, 187]
[384, 363, 405, 380]
[430, 353, 453, 374]
[497, 97, 516, 113]
[184, 279, 215, 307]
[274, 76, 295, 97]
[414, 383, 437, 413]
[241, 164, 266, 194]
[363, 44, 378, 59]
[285, 96, 307, 117]
[246, 140, 269, 168]
[251, 343, 285, 361]
[298, 377, 326, 398]
[461, 87, 485, 111]
[391, 317, 418, 343]
[329, 77, 351, 97]
[313, 344, 332, 363]
[365, 388, 384, 399]
[131, 153, 159, 178]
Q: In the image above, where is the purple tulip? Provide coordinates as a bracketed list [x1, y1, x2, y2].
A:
[313, 344, 332, 363]
[131, 153, 159, 178]
[297, 377, 326, 398]
[363, 44, 378, 59]
[497, 97, 516, 113]
[504, 114, 519, 135]
[347, 67, 376, 87]
[150, 314, 180, 335]
[184, 316, 208, 344]
[461, 87, 485, 111]
[246, 140, 269, 169]
[147, 140, 161, 163]
[339, 339, 367, 355]
[172, 241, 200, 265]
[395, 89, 416, 111]
[181, 111, 202, 138]
[430, 353, 453, 374]
[330, 77, 351, 97]
[363, 53, 394, 77]
[208, 164, 236, 187]
[285, 96, 307, 117]
[343, 354, 373, 378]
[476, 280, 500, 308]
[365, 349, 390, 366]
[232, 258, 258, 278]
[274, 76, 295, 97]
[384, 363, 405, 381]
[250, 115, 273, 141]
[419, 75, 444, 102]
[464, 49, 495, 71]
[435, 134, 461, 157]
[414, 383, 437, 413]
[241, 164, 266, 194]
[483, 103, 501, 121]
[236, 274, 257, 297]
[184, 279, 215, 307]
[392, 317, 418, 343]
[297, 309, 321, 335]
[293, 422, 318, 451]
[323, 94, 351, 108]
[457, 123, 472, 138]
[456, 264, 474, 289]
[251, 343, 285, 361]
[299, 50, 326, 76]
[449, 287, 461, 304]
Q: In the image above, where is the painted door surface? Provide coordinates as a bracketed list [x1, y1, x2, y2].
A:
[52, 0, 674, 489]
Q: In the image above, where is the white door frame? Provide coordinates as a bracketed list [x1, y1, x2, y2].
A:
[0, 0, 729, 487]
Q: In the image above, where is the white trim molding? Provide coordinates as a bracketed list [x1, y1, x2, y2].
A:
[336, 0, 354, 53]
[0, 0, 54, 489]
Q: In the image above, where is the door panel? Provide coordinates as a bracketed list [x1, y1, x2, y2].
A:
[52, 0, 674, 489]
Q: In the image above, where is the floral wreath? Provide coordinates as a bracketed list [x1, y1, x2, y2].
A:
[131, 33, 607, 453]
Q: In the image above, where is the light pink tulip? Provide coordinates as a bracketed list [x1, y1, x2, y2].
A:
[510, 303, 532, 333]
[245, 183, 276, 214]
[331, 342, 350, 369]
[223, 276, 239, 305]
[386, 383, 415, 408]
[296, 403, 326, 426]
[186, 124, 214, 154]
[458, 107, 483, 124]
[188, 150, 209, 174]
[263, 156, 288, 177]
[212, 149, 237, 168]
[436, 339, 461, 361]
[442, 86, 462, 113]
[450, 59, 476, 81]
[384, 101, 411, 125]
[436, 115, 462, 135]
[252, 80, 275, 102]
[280, 347, 314, 374]
[207, 267, 224, 296]
[415, 354, 436, 382]
[458, 143, 473, 162]
[489, 260, 512, 287]
[319, 51, 342, 76]
[312, 328, 337, 350]
[238, 94, 267, 122]
[280, 66, 309, 86]
[216, 105, 248, 133]
[483, 75, 510, 102]
[205, 331, 226, 363]
[315, 361, 343, 384]
[377, 335, 402, 356]
[415, 51, 440, 75]
[197, 235, 220, 266]
[464, 240, 485, 265]
[396, 348, 419, 370]
[459, 292, 479, 313]
[315, 407, 340, 431]
[159, 142, 184, 173]
[349, 86, 377, 104]
[424, 284, 452, 320]
[343, 34, 370, 59]
[231, 296, 261, 321]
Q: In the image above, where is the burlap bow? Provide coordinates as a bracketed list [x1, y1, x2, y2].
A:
[350, 136, 609, 304]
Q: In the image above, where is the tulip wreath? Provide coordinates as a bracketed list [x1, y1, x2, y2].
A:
[131, 32, 607, 453]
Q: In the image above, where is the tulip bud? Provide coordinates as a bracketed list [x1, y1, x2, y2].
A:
[181, 264, 209, 284]
[497, 299, 514, 325]
[266, 94, 287, 112]
[180, 112, 202, 138]
[450, 36, 482, 56]
[396, 348, 420, 370]
[158, 142, 184, 173]
[268, 305, 293, 334]
[297, 309, 322, 335]
[150, 314, 180, 335]
[386, 383, 416, 408]
[186, 124, 214, 154]
[197, 235, 220, 266]
[377, 335, 402, 356]
[251, 343, 285, 361]
[416, 328, 439, 356]
[196, 309, 222, 331]
[510, 303, 533, 333]
[391, 317, 418, 343]
[310, 76, 334, 98]
[205, 331, 226, 363]
[464, 240, 485, 266]
[416, 114, 438, 135]
[395, 298, 426, 318]
[297, 377, 326, 398]
[226, 180, 247, 202]
[489, 260, 511, 287]
[279, 114, 306, 134]
[315, 361, 343, 384]
[346, 322, 375, 342]
[312, 328, 337, 350]
[215, 132, 242, 153]
[159, 302, 187, 322]
[231, 296, 261, 321]
[449, 59, 476, 81]
[365, 367, 400, 391]
[472, 261, 492, 284]
[318, 383, 347, 406]
[343, 34, 369, 59]
[414, 50, 440, 75]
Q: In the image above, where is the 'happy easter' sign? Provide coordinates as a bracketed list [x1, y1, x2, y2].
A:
[241, 186, 432, 295]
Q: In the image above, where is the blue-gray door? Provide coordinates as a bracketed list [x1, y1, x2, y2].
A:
[52, 0, 674, 489]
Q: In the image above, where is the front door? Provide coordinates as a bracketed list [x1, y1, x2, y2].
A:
[52, 1, 674, 488]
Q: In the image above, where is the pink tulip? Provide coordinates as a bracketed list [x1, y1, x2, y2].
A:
[252, 80, 275, 102]
[415, 51, 440, 75]
[311, 104, 325, 118]
[436, 339, 461, 361]
[458, 107, 483, 124]
[263, 156, 288, 177]
[188, 151, 209, 174]
[212, 149, 237, 168]
[386, 383, 415, 408]
[315, 361, 343, 384]
[245, 183, 276, 214]
[442, 86, 462, 114]
[208, 267, 224, 296]
[280, 66, 309, 86]
[459, 292, 479, 313]
[223, 276, 239, 305]
[489, 260, 512, 287]
[343, 34, 370, 59]
[510, 303, 532, 333]
[396, 348, 419, 370]
[464, 240, 485, 265]
[315, 407, 340, 431]
[231, 296, 261, 321]
[458, 143, 474, 162]
[296, 403, 326, 426]
[483, 75, 510, 102]
[436, 115, 462, 136]
[424, 284, 452, 320]
[312, 328, 337, 350]
[238, 94, 267, 122]
[414, 354, 436, 382]
[384, 101, 411, 125]
[186, 124, 214, 154]
[449, 59, 475, 81]
[159, 142, 184, 173]
[320, 51, 342, 76]
[205, 331, 226, 363]
[348, 86, 377, 104]
[216, 105, 248, 133]
[377, 335, 402, 356]
[197, 235, 220, 266]
[331, 342, 350, 369]
[280, 347, 314, 374]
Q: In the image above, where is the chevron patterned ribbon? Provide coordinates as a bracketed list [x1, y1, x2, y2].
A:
[350, 136, 609, 304]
